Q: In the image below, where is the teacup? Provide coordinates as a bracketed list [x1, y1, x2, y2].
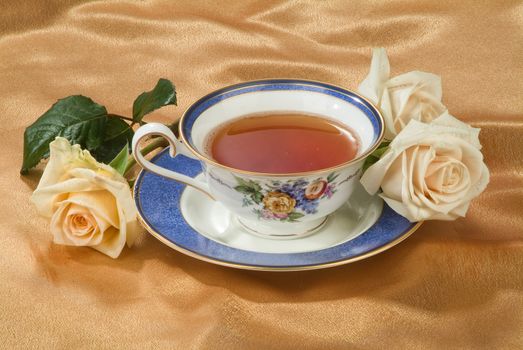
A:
[132, 79, 384, 238]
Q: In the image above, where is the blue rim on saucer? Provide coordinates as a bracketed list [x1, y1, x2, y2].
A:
[134, 149, 422, 271]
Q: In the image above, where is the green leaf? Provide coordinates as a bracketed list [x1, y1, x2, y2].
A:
[91, 118, 134, 164]
[374, 141, 391, 157]
[235, 176, 252, 187]
[242, 198, 253, 207]
[132, 78, 177, 123]
[362, 141, 391, 172]
[108, 143, 129, 175]
[234, 185, 255, 194]
[327, 172, 339, 183]
[21, 95, 108, 174]
[234, 176, 262, 192]
[251, 192, 264, 204]
[251, 182, 262, 192]
[288, 212, 305, 220]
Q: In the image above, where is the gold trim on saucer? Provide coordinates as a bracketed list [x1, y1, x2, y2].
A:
[237, 215, 329, 240]
[136, 214, 422, 272]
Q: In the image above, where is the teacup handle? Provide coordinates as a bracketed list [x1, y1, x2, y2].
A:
[132, 123, 214, 199]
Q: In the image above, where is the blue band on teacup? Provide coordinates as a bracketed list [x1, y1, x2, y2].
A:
[181, 79, 383, 151]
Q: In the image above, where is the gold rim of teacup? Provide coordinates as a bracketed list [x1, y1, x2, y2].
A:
[177, 78, 386, 178]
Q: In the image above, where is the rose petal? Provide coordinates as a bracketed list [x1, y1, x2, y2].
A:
[410, 146, 435, 206]
[67, 204, 110, 238]
[393, 92, 420, 133]
[379, 194, 418, 222]
[418, 90, 446, 122]
[31, 177, 100, 218]
[416, 146, 435, 199]
[31, 137, 140, 259]
[61, 189, 127, 257]
[425, 160, 446, 192]
[405, 146, 423, 207]
[65, 191, 119, 229]
[455, 140, 485, 185]
[378, 91, 397, 139]
[36, 137, 119, 188]
[431, 113, 481, 149]
[35, 137, 77, 189]
[400, 150, 419, 219]
[380, 153, 404, 200]
[385, 75, 419, 119]
[50, 203, 72, 245]
[90, 226, 126, 259]
[67, 168, 139, 249]
[357, 47, 390, 105]
[65, 204, 103, 245]
[68, 212, 96, 237]
[359, 91, 489, 222]
[426, 157, 470, 193]
[32, 137, 129, 218]
[378, 71, 445, 138]
[50, 202, 102, 246]
[361, 149, 398, 195]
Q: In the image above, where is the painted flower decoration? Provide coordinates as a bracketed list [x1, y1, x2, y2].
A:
[231, 172, 345, 222]
[305, 180, 328, 200]
[263, 191, 296, 216]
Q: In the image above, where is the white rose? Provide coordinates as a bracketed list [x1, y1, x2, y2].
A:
[31, 137, 139, 258]
[360, 113, 489, 222]
[358, 48, 447, 139]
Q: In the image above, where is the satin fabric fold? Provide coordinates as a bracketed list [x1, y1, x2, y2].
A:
[1, 1, 521, 348]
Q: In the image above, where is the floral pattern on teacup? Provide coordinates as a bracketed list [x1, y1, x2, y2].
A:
[233, 172, 342, 222]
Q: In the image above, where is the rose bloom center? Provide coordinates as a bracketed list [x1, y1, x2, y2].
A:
[69, 213, 97, 236]
[425, 155, 470, 195]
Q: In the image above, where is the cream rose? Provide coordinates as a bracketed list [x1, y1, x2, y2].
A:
[358, 48, 447, 139]
[360, 113, 489, 222]
[31, 137, 139, 258]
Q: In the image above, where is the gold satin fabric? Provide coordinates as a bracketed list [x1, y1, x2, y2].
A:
[1, 1, 522, 348]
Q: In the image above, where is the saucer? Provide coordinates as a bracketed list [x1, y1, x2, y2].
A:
[134, 148, 422, 271]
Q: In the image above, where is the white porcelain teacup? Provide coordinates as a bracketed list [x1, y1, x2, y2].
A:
[132, 79, 384, 238]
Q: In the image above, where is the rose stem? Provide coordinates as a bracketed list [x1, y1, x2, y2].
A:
[107, 113, 140, 123]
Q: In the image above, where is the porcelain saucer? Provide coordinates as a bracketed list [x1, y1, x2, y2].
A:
[134, 149, 422, 271]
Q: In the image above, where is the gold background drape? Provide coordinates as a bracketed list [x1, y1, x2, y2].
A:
[1, 1, 522, 348]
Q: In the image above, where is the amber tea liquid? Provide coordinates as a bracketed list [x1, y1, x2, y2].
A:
[208, 114, 359, 173]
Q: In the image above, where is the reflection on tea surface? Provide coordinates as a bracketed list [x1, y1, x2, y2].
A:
[208, 113, 359, 173]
